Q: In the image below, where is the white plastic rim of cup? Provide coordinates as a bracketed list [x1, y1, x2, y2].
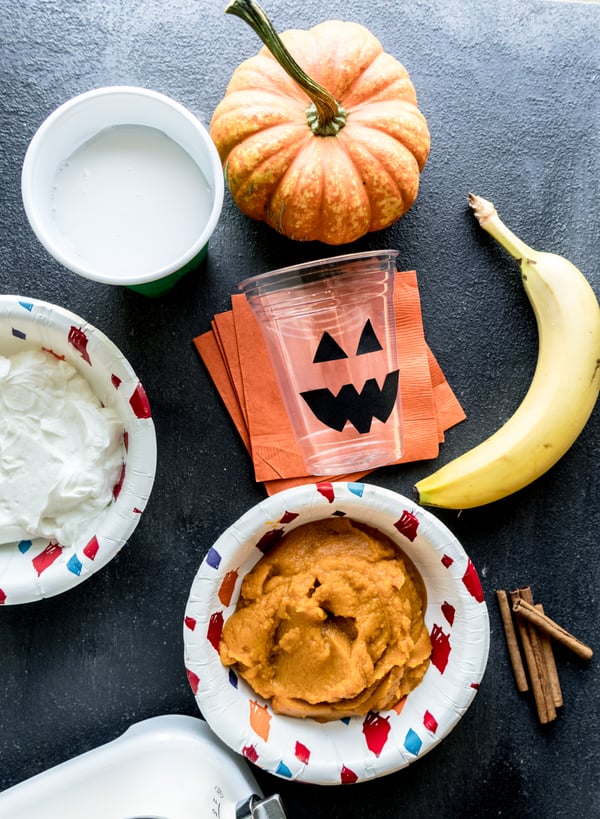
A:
[21, 86, 225, 297]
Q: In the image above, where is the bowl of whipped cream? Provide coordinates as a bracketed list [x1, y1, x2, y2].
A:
[0, 295, 157, 604]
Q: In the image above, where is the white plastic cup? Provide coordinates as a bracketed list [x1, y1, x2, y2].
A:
[239, 250, 403, 475]
[21, 86, 224, 297]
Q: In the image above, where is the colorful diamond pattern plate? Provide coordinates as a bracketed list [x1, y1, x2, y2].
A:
[183, 481, 490, 785]
[0, 296, 157, 605]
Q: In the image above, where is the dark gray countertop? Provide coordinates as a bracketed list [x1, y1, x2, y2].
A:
[1, 1, 599, 816]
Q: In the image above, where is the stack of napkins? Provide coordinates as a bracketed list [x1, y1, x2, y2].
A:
[194, 270, 466, 495]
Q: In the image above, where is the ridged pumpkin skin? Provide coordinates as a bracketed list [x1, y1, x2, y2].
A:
[210, 20, 430, 244]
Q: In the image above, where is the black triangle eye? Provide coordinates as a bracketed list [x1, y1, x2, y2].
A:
[356, 320, 383, 355]
[313, 331, 348, 363]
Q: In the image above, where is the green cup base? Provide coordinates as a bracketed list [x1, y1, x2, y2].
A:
[126, 244, 209, 297]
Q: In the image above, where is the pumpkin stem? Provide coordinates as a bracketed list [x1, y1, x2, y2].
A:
[225, 0, 348, 136]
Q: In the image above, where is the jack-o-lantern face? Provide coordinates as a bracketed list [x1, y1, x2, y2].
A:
[300, 319, 399, 434]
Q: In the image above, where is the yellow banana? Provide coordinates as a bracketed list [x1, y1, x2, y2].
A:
[415, 193, 600, 509]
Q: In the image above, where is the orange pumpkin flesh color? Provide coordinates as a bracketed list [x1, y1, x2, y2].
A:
[210, 0, 430, 244]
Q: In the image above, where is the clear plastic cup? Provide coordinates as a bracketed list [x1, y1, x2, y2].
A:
[239, 250, 403, 475]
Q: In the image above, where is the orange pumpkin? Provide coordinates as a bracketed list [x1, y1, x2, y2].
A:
[210, 0, 431, 245]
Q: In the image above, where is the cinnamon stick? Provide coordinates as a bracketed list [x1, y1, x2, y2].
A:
[518, 588, 560, 718]
[536, 603, 563, 708]
[496, 590, 528, 692]
[510, 588, 556, 724]
[512, 597, 593, 661]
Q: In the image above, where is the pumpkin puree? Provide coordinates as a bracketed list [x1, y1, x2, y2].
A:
[219, 517, 431, 720]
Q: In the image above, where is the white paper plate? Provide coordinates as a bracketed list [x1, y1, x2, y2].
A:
[184, 482, 490, 785]
[0, 296, 156, 604]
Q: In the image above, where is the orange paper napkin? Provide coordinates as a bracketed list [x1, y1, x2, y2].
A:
[194, 270, 466, 494]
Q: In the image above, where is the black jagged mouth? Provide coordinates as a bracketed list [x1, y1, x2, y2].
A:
[300, 370, 399, 434]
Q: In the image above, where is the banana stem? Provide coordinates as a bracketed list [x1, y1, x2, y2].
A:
[225, 0, 347, 136]
[468, 193, 536, 263]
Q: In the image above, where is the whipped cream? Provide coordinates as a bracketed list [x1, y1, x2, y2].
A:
[0, 349, 124, 546]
